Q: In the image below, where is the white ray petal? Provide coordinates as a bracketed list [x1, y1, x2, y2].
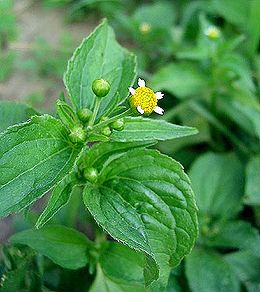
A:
[155, 92, 164, 100]
[137, 106, 144, 115]
[138, 78, 146, 87]
[154, 106, 164, 115]
[129, 87, 135, 95]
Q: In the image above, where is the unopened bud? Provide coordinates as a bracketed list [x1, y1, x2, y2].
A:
[100, 116, 109, 123]
[69, 126, 86, 143]
[78, 108, 93, 123]
[92, 79, 110, 98]
[110, 118, 124, 131]
[84, 167, 98, 183]
[101, 126, 112, 136]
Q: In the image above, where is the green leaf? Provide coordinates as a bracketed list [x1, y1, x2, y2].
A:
[35, 172, 78, 229]
[110, 117, 198, 142]
[185, 249, 240, 292]
[64, 19, 136, 118]
[84, 140, 155, 170]
[150, 63, 208, 98]
[10, 225, 91, 269]
[0, 101, 37, 132]
[165, 266, 183, 292]
[189, 152, 244, 219]
[0, 115, 82, 218]
[83, 148, 198, 289]
[224, 251, 260, 289]
[245, 154, 260, 205]
[219, 99, 260, 140]
[133, 2, 175, 29]
[90, 242, 147, 292]
[206, 220, 260, 257]
[212, 0, 249, 27]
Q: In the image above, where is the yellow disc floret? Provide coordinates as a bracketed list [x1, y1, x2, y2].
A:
[205, 26, 220, 40]
[130, 86, 157, 114]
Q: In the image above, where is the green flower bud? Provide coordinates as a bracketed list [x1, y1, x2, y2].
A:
[86, 125, 93, 132]
[101, 126, 112, 136]
[84, 167, 98, 183]
[77, 108, 93, 123]
[100, 116, 109, 123]
[110, 118, 124, 131]
[92, 79, 110, 98]
[69, 126, 86, 143]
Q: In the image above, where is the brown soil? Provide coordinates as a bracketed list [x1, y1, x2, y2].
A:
[0, 0, 97, 109]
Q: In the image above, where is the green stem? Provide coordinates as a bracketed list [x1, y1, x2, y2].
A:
[92, 108, 132, 131]
[88, 98, 101, 127]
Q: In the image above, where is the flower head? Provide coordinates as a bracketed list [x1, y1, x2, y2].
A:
[205, 26, 220, 40]
[129, 78, 164, 115]
[139, 22, 151, 34]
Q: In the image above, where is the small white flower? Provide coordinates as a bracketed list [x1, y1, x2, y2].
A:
[139, 22, 151, 34]
[128, 78, 164, 115]
[205, 26, 220, 40]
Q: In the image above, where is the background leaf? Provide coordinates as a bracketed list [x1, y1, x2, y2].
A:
[111, 117, 198, 142]
[189, 152, 244, 219]
[84, 148, 198, 289]
[0, 100, 38, 132]
[150, 63, 208, 98]
[84, 140, 156, 169]
[10, 225, 91, 269]
[0, 115, 82, 218]
[224, 251, 260, 290]
[64, 19, 136, 118]
[35, 172, 78, 228]
[90, 242, 146, 292]
[206, 221, 260, 257]
[185, 248, 240, 292]
[245, 154, 260, 205]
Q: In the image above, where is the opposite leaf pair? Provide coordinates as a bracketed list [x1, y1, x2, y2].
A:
[0, 20, 198, 290]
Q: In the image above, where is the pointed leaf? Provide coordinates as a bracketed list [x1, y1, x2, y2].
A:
[111, 117, 198, 142]
[0, 100, 37, 132]
[10, 225, 91, 269]
[64, 20, 136, 118]
[83, 148, 198, 289]
[36, 172, 78, 228]
[189, 152, 244, 219]
[0, 115, 82, 218]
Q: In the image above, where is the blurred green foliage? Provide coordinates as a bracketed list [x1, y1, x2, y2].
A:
[1, 0, 260, 291]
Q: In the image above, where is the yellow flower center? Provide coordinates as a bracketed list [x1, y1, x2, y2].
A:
[130, 86, 157, 114]
[206, 27, 220, 40]
[139, 22, 151, 34]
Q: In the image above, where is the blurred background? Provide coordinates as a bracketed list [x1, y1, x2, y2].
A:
[0, 0, 260, 291]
